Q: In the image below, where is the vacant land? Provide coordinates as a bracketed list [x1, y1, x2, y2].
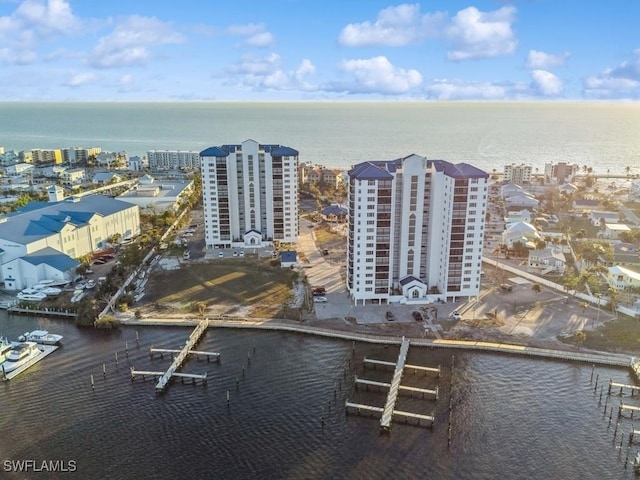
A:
[141, 258, 298, 319]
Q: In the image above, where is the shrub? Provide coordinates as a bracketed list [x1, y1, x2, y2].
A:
[95, 315, 121, 329]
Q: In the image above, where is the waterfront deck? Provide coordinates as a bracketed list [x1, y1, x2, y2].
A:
[149, 347, 220, 362]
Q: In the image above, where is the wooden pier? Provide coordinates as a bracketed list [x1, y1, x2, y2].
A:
[609, 379, 640, 396]
[346, 336, 439, 433]
[345, 402, 434, 428]
[149, 347, 220, 362]
[380, 337, 410, 433]
[364, 357, 441, 376]
[130, 368, 208, 385]
[355, 376, 438, 399]
[618, 403, 640, 419]
[132, 319, 211, 393]
[629, 428, 640, 444]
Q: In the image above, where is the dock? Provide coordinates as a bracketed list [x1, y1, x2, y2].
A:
[364, 357, 441, 376]
[149, 347, 220, 362]
[345, 402, 434, 428]
[7, 306, 76, 318]
[2, 345, 59, 381]
[130, 319, 211, 393]
[130, 368, 208, 385]
[346, 336, 438, 433]
[609, 379, 640, 396]
[354, 376, 438, 399]
[380, 337, 410, 432]
[618, 403, 640, 419]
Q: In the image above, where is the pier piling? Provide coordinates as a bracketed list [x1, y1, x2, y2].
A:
[90, 374, 95, 390]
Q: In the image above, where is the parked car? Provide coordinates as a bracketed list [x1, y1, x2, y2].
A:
[183, 251, 190, 260]
[218, 252, 224, 258]
[322, 249, 329, 255]
[233, 251, 238, 257]
[312, 287, 326, 296]
[239, 251, 245, 257]
[385, 311, 395, 321]
[500, 283, 513, 292]
[313, 296, 327, 303]
[450, 311, 461, 320]
[412, 311, 423, 322]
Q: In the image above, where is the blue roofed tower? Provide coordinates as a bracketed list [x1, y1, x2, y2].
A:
[200, 139, 299, 250]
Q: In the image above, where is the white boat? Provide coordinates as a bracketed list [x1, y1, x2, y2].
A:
[0, 337, 12, 365]
[85, 280, 96, 290]
[1, 342, 42, 374]
[18, 330, 63, 345]
[634, 451, 640, 473]
[42, 287, 62, 296]
[17, 291, 47, 302]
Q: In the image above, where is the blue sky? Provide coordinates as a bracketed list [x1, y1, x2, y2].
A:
[1, 0, 639, 101]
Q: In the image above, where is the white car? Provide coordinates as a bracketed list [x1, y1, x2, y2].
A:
[450, 311, 461, 320]
[239, 251, 245, 257]
[218, 252, 224, 258]
[313, 296, 327, 303]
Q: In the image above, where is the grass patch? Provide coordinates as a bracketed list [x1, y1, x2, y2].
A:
[144, 259, 296, 318]
[563, 314, 640, 353]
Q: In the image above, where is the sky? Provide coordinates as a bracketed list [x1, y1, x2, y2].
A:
[1, 0, 639, 101]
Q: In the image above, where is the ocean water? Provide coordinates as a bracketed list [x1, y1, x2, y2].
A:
[0, 313, 638, 480]
[1, 102, 639, 174]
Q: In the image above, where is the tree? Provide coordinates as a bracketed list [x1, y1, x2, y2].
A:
[532, 283, 541, 295]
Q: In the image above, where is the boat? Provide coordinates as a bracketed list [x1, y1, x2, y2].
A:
[85, 280, 96, 290]
[42, 287, 62, 296]
[0, 337, 12, 364]
[18, 330, 63, 345]
[17, 291, 47, 302]
[1, 342, 42, 374]
[634, 451, 640, 473]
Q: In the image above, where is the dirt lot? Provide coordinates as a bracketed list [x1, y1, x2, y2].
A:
[138, 256, 300, 319]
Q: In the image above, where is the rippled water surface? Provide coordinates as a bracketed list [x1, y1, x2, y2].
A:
[0, 314, 638, 479]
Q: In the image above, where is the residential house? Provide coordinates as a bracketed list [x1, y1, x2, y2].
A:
[502, 221, 541, 248]
[527, 247, 566, 275]
[321, 204, 347, 222]
[607, 265, 640, 291]
[589, 211, 619, 227]
[92, 172, 122, 185]
[598, 223, 632, 240]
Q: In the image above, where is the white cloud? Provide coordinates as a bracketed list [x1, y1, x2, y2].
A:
[583, 49, 640, 99]
[64, 71, 96, 87]
[525, 50, 570, 69]
[89, 15, 184, 68]
[0, 0, 80, 64]
[425, 79, 528, 100]
[445, 6, 517, 61]
[225, 54, 316, 91]
[117, 74, 135, 92]
[338, 3, 445, 47]
[329, 56, 423, 95]
[530, 70, 563, 96]
[226, 22, 275, 48]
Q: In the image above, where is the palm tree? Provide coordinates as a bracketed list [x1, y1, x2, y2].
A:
[626, 165, 631, 177]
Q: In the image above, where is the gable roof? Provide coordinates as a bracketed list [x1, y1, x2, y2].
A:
[0, 195, 135, 245]
[21, 246, 80, 272]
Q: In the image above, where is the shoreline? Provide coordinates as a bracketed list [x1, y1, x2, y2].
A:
[120, 316, 635, 371]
